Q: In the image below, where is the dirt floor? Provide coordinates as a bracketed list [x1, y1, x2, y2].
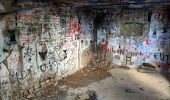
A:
[58, 58, 114, 88]
[65, 68, 170, 100]
[38, 58, 170, 100]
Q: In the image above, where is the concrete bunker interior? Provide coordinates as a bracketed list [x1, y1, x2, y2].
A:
[0, 0, 170, 100]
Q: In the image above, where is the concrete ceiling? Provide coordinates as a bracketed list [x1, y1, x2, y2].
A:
[0, 0, 170, 15]
[7, 0, 170, 8]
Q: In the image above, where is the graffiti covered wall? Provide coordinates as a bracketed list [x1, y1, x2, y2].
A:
[0, 2, 170, 99]
[97, 9, 170, 70]
[0, 4, 94, 99]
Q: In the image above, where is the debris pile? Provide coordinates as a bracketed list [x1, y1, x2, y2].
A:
[58, 57, 113, 88]
[87, 57, 113, 69]
[76, 90, 97, 100]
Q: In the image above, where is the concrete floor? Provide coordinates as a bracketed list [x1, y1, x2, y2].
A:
[65, 68, 170, 100]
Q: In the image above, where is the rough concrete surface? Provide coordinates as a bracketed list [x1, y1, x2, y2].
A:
[66, 68, 170, 100]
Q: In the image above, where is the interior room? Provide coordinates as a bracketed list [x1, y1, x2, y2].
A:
[0, 0, 170, 100]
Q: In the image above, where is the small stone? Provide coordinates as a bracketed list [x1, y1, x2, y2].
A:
[60, 85, 67, 89]
[139, 87, 144, 91]
[92, 68, 96, 70]
[78, 94, 90, 100]
[120, 78, 124, 80]
[50, 78, 55, 82]
[27, 93, 35, 99]
[54, 82, 58, 86]
[40, 81, 46, 87]
[34, 82, 40, 89]
[124, 88, 136, 93]
[46, 79, 50, 84]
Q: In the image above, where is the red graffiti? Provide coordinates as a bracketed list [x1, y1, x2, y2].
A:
[101, 44, 125, 55]
[146, 39, 151, 45]
[69, 19, 81, 36]
[101, 45, 145, 57]
[19, 13, 34, 21]
[101, 44, 108, 50]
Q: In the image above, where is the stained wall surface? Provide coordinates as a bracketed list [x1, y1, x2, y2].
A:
[0, 3, 94, 99]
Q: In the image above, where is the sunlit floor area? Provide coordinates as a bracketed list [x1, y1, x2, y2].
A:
[36, 59, 170, 100]
[66, 68, 170, 100]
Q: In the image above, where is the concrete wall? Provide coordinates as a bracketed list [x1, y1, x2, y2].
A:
[0, 4, 94, 99]
[97, 9, 170, 70]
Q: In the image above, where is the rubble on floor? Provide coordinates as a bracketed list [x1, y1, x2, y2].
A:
[17, 59, 170, 100]
[76, 90, 97, 100]
[67, 68, 170, 100]
[58, 57, 114, 88]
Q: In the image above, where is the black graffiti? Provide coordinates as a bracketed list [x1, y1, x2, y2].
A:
[0, 49, 12, 72]
[154, 53, 170, 63]
[126, 55, 132, 65]
[16, 70, 28, 80]
[63, 50, 67, 59]
[39, 51, 47, 61]
[54, 45, 68, 61]
[39, 59, 59, 72]
[7, 29, 17, 43]
[40, 63, 47, 72]
[15, 68, 33, 80]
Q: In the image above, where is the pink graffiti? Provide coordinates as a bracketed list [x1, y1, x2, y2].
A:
[51, 16, 60, 24]
[9, 55, 23, 64]
[63, 41, 72, 48]
[69, 19, 81, 36]
[21, 35, 33, 44]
